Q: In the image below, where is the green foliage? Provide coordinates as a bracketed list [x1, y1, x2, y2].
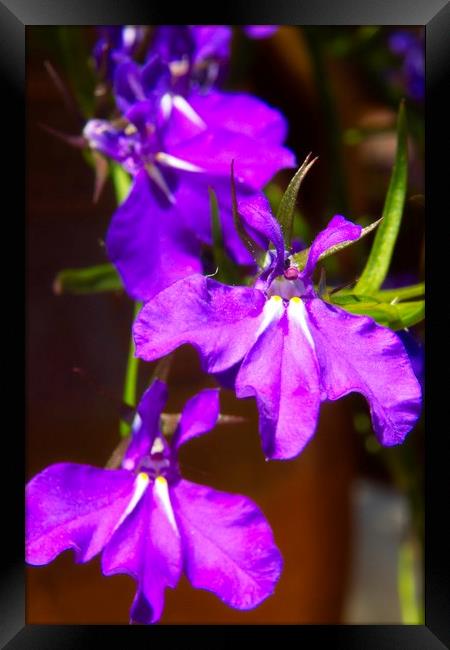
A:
[355, 101, 408, 293]
[54, 264, 122, 295]
[329, 291, 424, 330]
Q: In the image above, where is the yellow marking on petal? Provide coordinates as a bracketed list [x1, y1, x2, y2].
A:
[255, 295, 284, 339]
[114, 472, 150, 532]
[154, 475, 179, 535]
[138, 472, 150, 484]
[290, 296, 302, 303]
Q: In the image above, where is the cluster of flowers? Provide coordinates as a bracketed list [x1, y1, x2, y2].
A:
[26, 25, 422, 624]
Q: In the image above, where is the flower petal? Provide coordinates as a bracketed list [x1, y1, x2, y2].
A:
[243, 26, 278, 39]
[171, 479, 282, 609]
[134, 275, 266, 373]
[114, 60, 147, 113]
[167, 128, 295, 190]
[302, 215, 362, 278]
[236, 300, 321, 459]
[26, 464, 135, 565]
[106, 170, 202, 301]
[102, 480, 182, 624]
[238, 193, 285, 278]
[123, 380, 168, 470]
[190, 26, 232, 63]
[173, 388, 220, 450]
[189, 90, 288, 144]
[306, 297, 422, 445]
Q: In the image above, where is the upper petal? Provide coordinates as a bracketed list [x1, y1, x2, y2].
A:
[238, 193, 285, 280]
[171, 479, 282, 610]
[188, 90, 288, 144]
[114, 60, 146, 113]
[167, 128, 296, 190]
[102, 479, 182, 624]
[236, 298, 321, 459]
[106, 170, 202, 301]
[133, 275, 266, 373]
[302, 215, 362, 279]
[123, 380, 169, 470]
[26, 463, 135, 565]
[306, 297, 422, 445]
[173, 388, 220, 450]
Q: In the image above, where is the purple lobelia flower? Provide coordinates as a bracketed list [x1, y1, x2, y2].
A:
[93, 25, 277, 83]
[84, 28, 295, 301]
[388, 30, 424, 102]
[243, 26, 278, 39]
[133, 196, 422, 460]
[26, 380, 282, 624]
[93, 26, 146, 79]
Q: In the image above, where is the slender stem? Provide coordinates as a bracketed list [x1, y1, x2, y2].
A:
[109, 162, 139, 437]
[120, 301, 142, 437]
[397, 538, 423, 624]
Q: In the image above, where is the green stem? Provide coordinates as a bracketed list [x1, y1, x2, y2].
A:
[120, 300, 142, 437]
[397, 538, 423, 624]
[109, 161, 139, 437]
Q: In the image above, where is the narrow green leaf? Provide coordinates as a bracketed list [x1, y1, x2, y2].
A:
[355, 101, 408, 293]
[335, 299, 424, 330]
[293, 217, 382, 270]
[54, 263, 122, 295]
[374, 282, 425, 302]
[331, 282, 424, 303]
[330, 292, 381, 307]
[276, 153, 317, 247]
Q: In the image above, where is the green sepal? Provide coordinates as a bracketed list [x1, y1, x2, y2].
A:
[276, 153, 317, 248]
[355, 101, 408, 294]
[54, 263, 123, 295]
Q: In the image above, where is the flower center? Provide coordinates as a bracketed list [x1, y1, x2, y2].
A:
[267, 274, 306, 301]
[136, 435, 179, 483]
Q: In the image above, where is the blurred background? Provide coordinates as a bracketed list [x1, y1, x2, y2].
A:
[26, 25, 424, 624]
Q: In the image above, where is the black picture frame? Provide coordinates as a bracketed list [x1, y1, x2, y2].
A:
[3, 0, 449, 647]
